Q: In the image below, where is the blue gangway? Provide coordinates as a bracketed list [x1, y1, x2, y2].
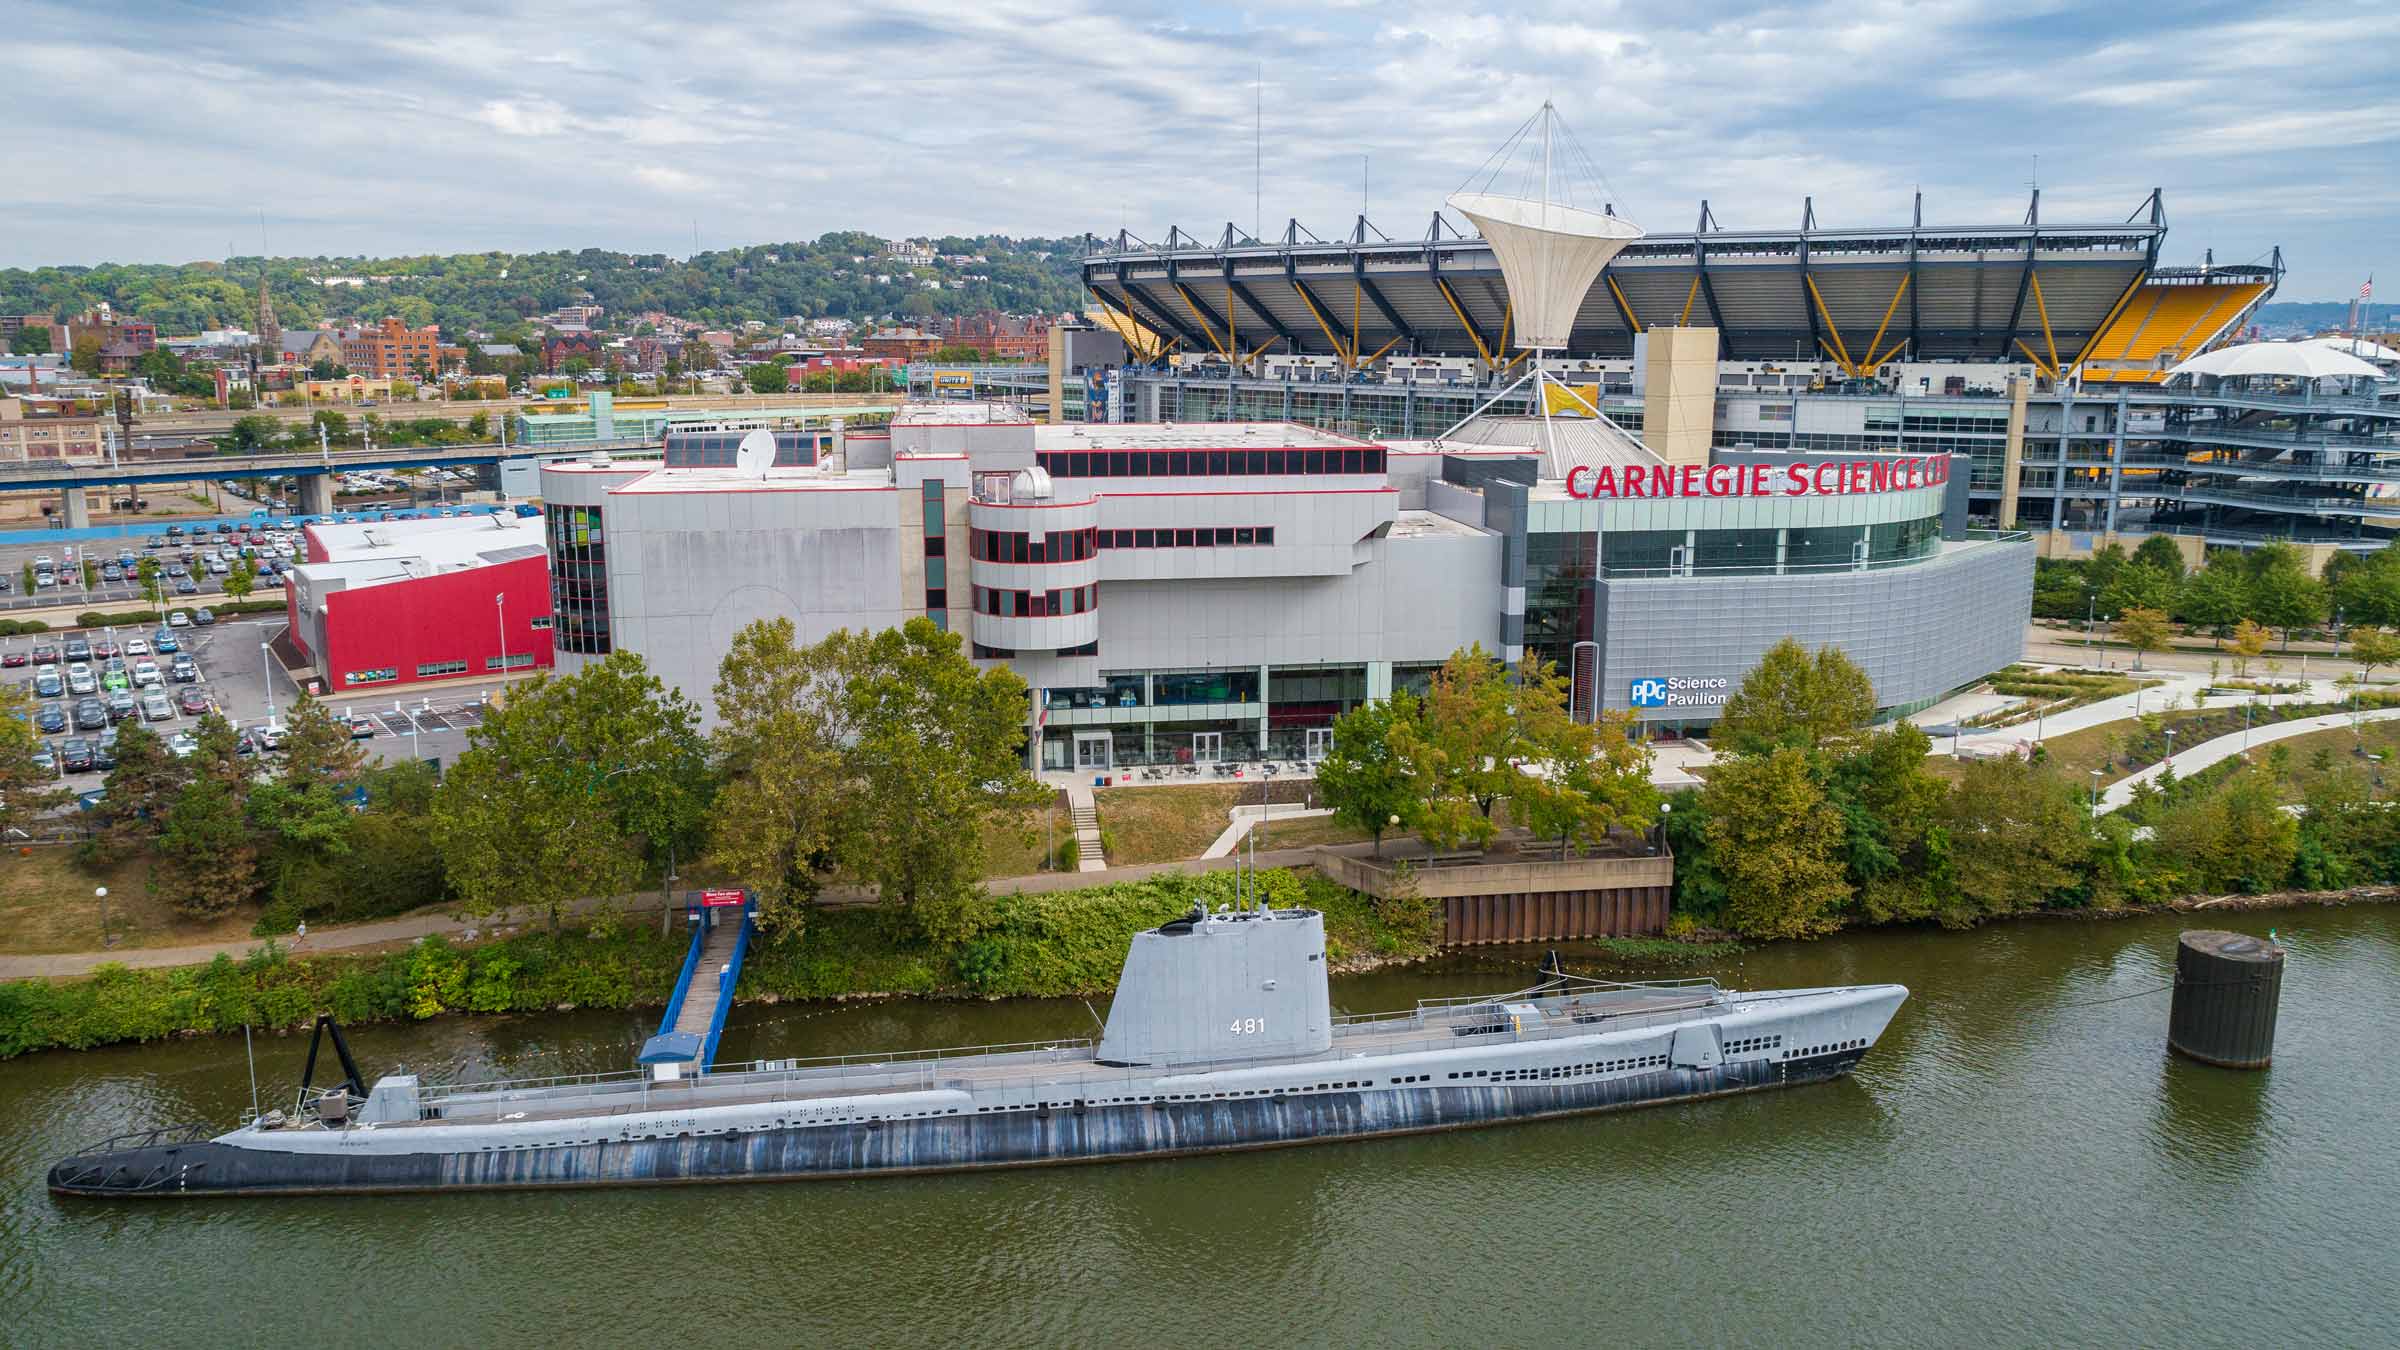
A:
[637, 892, 755, 1073]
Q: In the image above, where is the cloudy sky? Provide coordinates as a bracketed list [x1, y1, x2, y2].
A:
[5, 0, 2391, 297]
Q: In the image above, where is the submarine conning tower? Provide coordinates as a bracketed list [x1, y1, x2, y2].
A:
[1097, 905, 1333, 1068]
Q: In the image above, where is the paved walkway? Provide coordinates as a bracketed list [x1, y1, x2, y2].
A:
[1201, 802, 1333, 859]
[2099, 707, 2400, 812]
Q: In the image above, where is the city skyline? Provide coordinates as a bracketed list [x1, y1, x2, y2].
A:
[2, 0, 2393, 298]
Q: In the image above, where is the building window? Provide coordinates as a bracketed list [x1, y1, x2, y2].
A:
[415, 659, 469, 678]
[1094, 526, 1273, 549]
[485, 652, 536, 672]
[1036, 446, 1385, 479]
[529, 615, 553, 630]
[546, 504, 611, 655]
[346, 667, 398, 685]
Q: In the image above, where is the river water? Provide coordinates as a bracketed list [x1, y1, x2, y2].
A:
[4, 907, 2396, 1348]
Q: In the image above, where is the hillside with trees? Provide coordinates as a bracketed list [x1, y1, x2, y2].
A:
[0, 233, 1090, 339]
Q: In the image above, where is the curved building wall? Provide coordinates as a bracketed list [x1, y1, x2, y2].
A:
[538, 460, 653, 677]
[1591, 534, 2032, 724]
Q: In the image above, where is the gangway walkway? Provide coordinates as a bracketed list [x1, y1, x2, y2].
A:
[638, 891, 755, 1076]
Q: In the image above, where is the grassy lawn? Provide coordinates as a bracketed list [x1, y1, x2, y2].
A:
[1093, 783, 1246, 864]
[1252, 813, 1374, 851]
[982, 803, 1069, 878]
[1932, 708, 2220, 786]
[0, 848, 257, 955]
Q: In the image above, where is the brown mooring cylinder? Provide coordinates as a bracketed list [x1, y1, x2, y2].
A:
[2167, 930, 2284, 1069]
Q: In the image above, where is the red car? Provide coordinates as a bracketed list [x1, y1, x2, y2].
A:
[90, 640, 119, 660]
[0, 652, 25, 668]
[29, 644, 59, 665]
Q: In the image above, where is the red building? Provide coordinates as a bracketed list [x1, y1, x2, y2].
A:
[285, 515, 554, 694]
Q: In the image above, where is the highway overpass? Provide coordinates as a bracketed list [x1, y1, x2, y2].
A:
[3, 439, 660, 524]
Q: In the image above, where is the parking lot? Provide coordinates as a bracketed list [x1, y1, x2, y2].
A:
[10, 613, 523, 794]
[0, 519, 303, 615]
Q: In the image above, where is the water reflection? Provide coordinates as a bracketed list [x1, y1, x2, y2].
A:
[2151, 1053, 2272, 1173]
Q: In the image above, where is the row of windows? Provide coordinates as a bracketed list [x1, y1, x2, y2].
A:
[662, 431, 817, 468]
[488, 653, 536, 672]
[1788, 1037, 1867, 1058]
[547, 505, 611, 656]
[1726, 1034, 1784, 1054]
[1034, 446, 1386, 479]
[417, 659, 468, 678]
[921, 481, 948, 629]
[971, 583, 1098, 618]
[969, 526, 1098, 564]
[1099, 527, 1275, 550]
[345, 667, 398, 685]
[1450, 1054, 1669, 1082]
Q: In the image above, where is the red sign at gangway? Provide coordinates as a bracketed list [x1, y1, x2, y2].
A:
[701, 888, 746, 907]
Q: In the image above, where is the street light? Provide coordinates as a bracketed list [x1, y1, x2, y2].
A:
[96, 886, 111, 948]
[260, 640, 277, 720]
[494, 591, 506, 677]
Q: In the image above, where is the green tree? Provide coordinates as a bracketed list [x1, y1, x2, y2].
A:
[216, 414, 284, 454]
[84, 720, 184, 862]
[153, 777, 260, 918]
[2229, 618, 2271, 678]
[2100, 562, 2178, 619]
[2151, 771, 2300, 895]
[1510, 657, 1657, 858]
[1836, 723, 1952, 923]
[2131, 534, 2188, 581]
[1713, 638, 1876, 754]
[1393, 645, 1516, 849]
[1314, 691, 1425, 856]
[0, 683, 69, 842]
[707, 620, 855, 933]
[1701, 747, 1851, 939]
[2082, 542, 2130, 608]
[134, 556, 163, 621]
[2175, 555, 2250, 640]
[432, 651, 707, 931]
[8, 327, 51, 356]
[1943, 757, 2091, 921]
[68, 333, 102, 374]
[2349, 626, 2400, 687]
[276, 692, 365, 784]
[333, 761, 452, 918]
[744, 361, 790, 394]
[2114, 606, 2173, 669]
[2245, 543, 2327, 642]
[222, 558, 257, 604]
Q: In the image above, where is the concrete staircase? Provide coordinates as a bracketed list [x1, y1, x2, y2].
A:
[1068, 788, 1107, 872]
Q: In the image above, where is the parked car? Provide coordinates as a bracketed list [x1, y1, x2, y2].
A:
[33, 666, 63, 698]
[31, 745, 59, 777]
[348, 716, 378, 739]
[253, 722, 288, 751]
[169, 656, 198, 683]
[166, 612, 191, 630]
[176, 686, 212, 715]
[168, 731, 198, 758]
[91, 733, 118, 772]
[154, 629, 181, 653]
[35, 703, 66, 734]
[28, 644, 58, 665]
[90, 639, 119, 660]
[124, 637, 150, 657]
[0, 651, 23, 669]
[62, 638, 92, 662]
[60, 738, 94, 773]
[72, 698, 107, 730]
[132, 660, 163, 688]
[165, 564, 187, 578]
[99, 663, 129, 693]
[192, 608, 217, 626]
[65, 664, 96, 696]
[174, 578, 200, 596]
[140, 692, 174, 722]
[103, 692, 137, 724]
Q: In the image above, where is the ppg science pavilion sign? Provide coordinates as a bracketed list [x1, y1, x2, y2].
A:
[1630, 675, 1730, 709]
[1565, 455, 1950, 501]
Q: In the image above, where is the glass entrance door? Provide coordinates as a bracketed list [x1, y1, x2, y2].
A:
[1304, 727, 1332, 762]
[1074, 732, 1112, 770]
[1191, 731, 1222, 763]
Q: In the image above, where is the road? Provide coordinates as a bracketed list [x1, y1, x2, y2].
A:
[131, 390, 902, 435]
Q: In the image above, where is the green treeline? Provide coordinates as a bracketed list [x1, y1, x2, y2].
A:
[1664, 639, 2400, 938]
[2034, 537, 2400, 647]
[0, 233, 1087, 339]
[0, 870, 1432, 1060]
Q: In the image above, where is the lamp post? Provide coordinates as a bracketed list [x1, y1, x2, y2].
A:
[494, 591, 506, 677]
[2088, 768, 2102, 818]
[260, 640, 276, 720]
[1655, 799, 1671, 856]
[96, 886, 111, 949]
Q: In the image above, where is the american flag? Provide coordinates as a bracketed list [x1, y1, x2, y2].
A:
[2365, 277, 2376, 300]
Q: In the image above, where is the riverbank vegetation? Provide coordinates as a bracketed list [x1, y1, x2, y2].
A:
[0, 869, 1437, 1059]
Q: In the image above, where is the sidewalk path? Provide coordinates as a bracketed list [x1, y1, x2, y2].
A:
[1201, 803, 1332, 859]
[2099, 707, 2400, 812]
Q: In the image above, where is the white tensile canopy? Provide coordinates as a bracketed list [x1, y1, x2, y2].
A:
[2168, 342, 2386, 382]
[2303, 335, 2400, 365]
[1444, 192, 1644, 352]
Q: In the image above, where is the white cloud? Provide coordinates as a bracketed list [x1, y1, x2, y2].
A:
[0, 0, 2389, 296]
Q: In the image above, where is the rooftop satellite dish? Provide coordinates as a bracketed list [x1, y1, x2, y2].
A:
[735, 428, 777, 477]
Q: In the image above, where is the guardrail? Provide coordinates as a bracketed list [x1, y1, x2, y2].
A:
[697, 904, 754, 1071]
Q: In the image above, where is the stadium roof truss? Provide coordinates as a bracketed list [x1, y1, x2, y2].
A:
[1082, 191, 2222, 372]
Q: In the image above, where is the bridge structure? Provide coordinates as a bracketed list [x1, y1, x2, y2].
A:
[639, 892, 758, 1077]
[4, 438, 662, 526]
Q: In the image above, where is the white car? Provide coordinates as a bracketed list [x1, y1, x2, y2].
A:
[131, 660, 163, 688]
[140, 691, 174, 722]
[65, 663, 96, 695]
[167, 731, 198, 757]
[167, 611, 192, 628]
[124, 638, 150, 657]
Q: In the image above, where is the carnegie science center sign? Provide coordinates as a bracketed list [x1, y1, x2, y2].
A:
[1564, 454, 1951, 501]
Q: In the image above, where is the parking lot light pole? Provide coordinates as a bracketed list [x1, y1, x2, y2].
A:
[96, 886, 111, 949]
[260, 640, 276, 720]
[494, 592, 506, 676]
